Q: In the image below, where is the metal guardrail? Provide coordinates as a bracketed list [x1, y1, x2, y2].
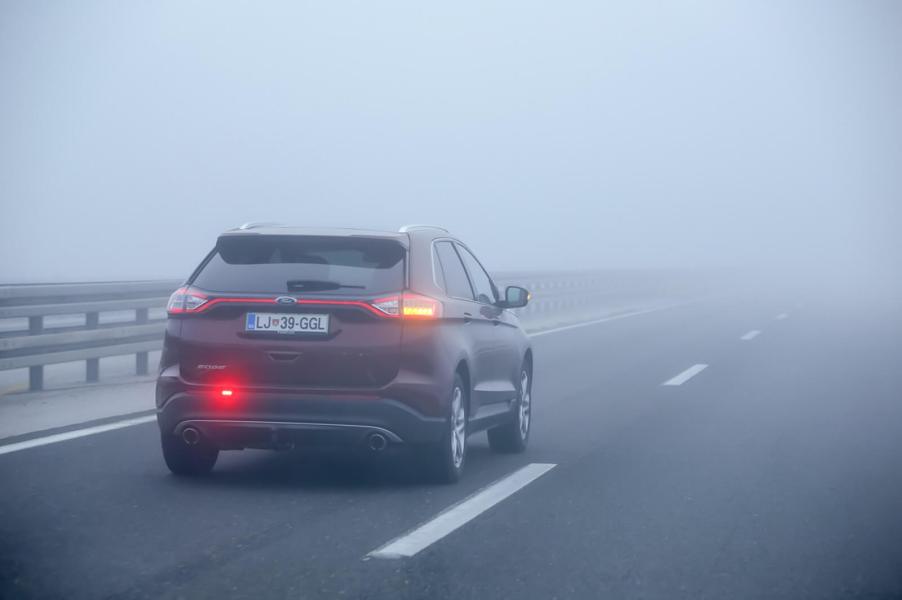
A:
[0, 271, 711, 391]
[0, 280, 181, 390]
[494, 269, 708, 321]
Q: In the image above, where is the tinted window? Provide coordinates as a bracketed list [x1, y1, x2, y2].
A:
[192, 236, 405, 295]
[457, 245, 497, 304]
[434, 241, 473, 299]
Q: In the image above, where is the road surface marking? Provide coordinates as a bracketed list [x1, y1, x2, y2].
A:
[528, 304, 684, 338]
[367, 463, 557, 559]
[776, 313, 789, 320]
[662, 364, 708, 386]
[0, 415, 156, 456]
[741, 330, 761, 340]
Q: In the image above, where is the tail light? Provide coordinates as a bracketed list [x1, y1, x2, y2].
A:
[167, 287, 208, 314]
[370, 292, 442, 319]
[370, 295, 400, 317]
[401, 293, 441, 318]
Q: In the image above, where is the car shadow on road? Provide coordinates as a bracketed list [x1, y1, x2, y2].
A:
[160, 438, 501, 492]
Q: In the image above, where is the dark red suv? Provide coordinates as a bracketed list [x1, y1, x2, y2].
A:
[156, 224, 532, 482]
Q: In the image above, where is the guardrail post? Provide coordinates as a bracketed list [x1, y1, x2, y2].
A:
[135, 308, 149, 375]
[28, 316, 44, 391]
[29, 366, 44, 391]
[86, 312, 99, 382]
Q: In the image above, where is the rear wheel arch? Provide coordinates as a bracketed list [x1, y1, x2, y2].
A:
[420, 367, 469, 483]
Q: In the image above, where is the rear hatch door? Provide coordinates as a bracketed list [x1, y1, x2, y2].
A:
[177, 234, 405, 388]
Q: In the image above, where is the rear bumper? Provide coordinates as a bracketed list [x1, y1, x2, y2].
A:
[172, 419, 405, 451]
[155, 377, 446, 449]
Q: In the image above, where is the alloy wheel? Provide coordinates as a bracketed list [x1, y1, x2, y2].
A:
[518, 370, 531, 440]
[450, 385, 466, 468]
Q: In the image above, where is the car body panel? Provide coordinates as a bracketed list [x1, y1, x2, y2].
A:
[156, 225, 531, 452]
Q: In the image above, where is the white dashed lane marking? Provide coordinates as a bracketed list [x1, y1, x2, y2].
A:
[662, 364, 709, 386]
[367, 463, 557, 559]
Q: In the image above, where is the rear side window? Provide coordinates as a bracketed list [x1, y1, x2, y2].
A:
[434, 241, 473, 299]
[456, 245, 497, 304]
[191, 236, 405, 295]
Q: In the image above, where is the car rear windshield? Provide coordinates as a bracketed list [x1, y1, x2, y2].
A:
[191, 235, 406, 295]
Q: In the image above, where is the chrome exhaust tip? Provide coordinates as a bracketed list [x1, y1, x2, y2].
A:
[182, 427, 201, 446]
[367, 432, 388, 452]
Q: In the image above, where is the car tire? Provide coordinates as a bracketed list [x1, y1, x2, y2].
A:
[423, 373, 468, 484]
[488, 365, 531, 453]
[161, 433, 219, 476]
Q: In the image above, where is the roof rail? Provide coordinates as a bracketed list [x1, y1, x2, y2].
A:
[398, 224, 449, 233]
[236, 221, 283, 230]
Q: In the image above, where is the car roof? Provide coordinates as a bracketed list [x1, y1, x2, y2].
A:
[219, 225, 408, 241]
[219, 224, 452, 243]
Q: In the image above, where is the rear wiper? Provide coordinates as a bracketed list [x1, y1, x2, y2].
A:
[286, 280, 366, 292]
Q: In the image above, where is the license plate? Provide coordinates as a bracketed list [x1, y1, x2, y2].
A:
[245, 312, 330, 334]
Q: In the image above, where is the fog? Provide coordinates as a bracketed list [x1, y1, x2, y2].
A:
[1, 1, 900, 294]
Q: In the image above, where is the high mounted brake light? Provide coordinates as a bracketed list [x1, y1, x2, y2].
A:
[166, 287, 209, 314]
[370, 293, 441, 319]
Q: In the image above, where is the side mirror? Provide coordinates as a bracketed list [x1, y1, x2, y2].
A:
[499, 286, 530, 309]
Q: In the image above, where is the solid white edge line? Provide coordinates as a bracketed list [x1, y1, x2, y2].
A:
[740, 330, 761, 340]
[367, 462, 557, 559]
[0, 415, 157, 456]
[661, 364, 708, 386]
[527, 303, 684, 338]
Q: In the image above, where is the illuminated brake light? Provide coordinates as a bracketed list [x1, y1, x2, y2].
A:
[220, 389, 234, 397]
[401, 293, 441, 319]
[167, 287, 209, 314]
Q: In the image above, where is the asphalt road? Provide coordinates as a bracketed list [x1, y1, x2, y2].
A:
[2, 295, 901, 600]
